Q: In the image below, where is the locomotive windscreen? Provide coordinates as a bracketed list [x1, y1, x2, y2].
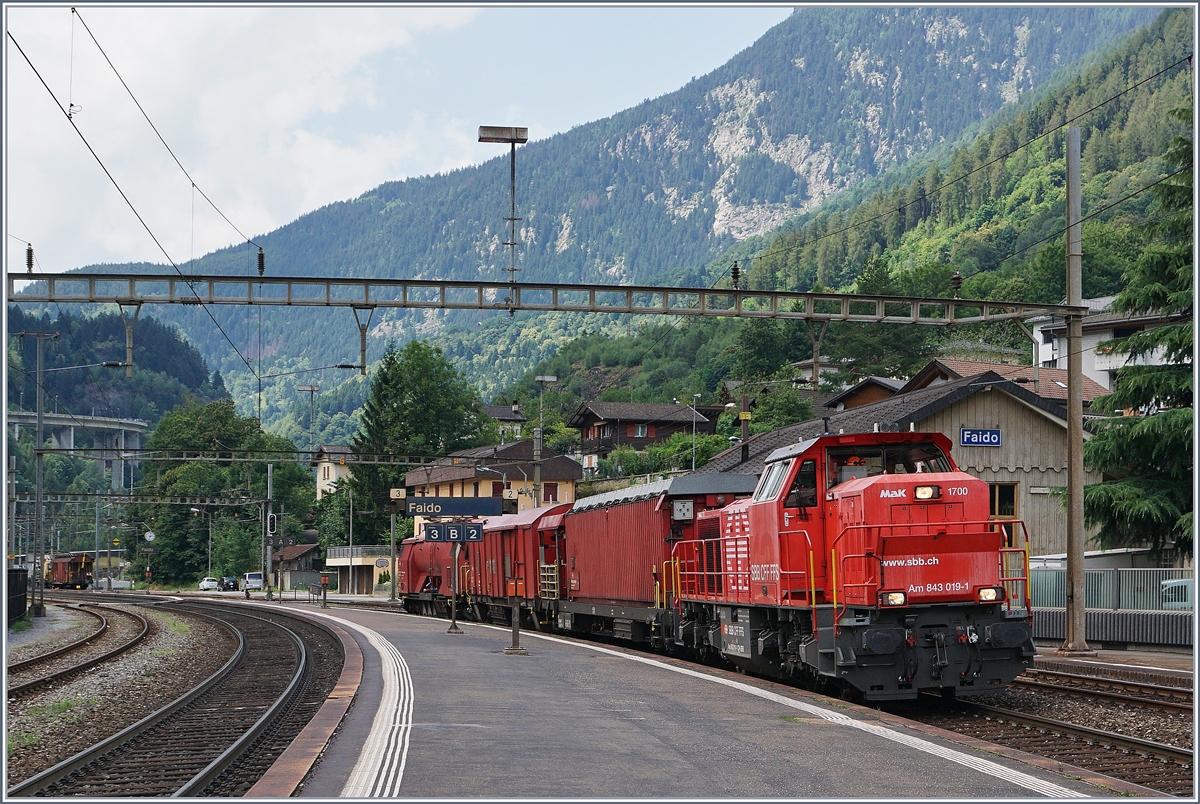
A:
[826, 443, 950, 488]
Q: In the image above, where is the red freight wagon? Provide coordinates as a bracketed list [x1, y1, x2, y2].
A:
[555, 474, 756, 642]
[45, 554, 93, 589]
[466, 504, 572, 622]
[396, 535, 462, 616]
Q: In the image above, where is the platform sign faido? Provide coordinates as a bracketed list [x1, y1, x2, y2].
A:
[424, 523, 483, 542]
[405, 497, 502, 517]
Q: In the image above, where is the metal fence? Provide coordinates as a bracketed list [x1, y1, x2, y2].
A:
[326, 546, 392, 559]
[1030, 567, 1193, 611]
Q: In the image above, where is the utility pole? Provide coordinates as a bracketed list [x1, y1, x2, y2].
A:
[266, 464, 274, 601]
[19, 330, 57, 616]
[533, 376, 556, 508]
[1058, 127, 1093, 656]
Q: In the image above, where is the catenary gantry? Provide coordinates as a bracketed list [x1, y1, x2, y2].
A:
[8, 272, 1086, 324]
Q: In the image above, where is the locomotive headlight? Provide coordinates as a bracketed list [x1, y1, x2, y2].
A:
[914, 485, 941, 500]
[879, 591, 907, 607]
[977, 587, 1005, 602]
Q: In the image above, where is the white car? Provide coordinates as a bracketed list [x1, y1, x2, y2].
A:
[198, 577, 220, 591]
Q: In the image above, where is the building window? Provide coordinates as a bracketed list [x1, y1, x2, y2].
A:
[634, 424, 648, 438]
[543, 482, 559, 502]
[322, 465, 330, 480]
[473, 481, 479, 497]
[601, 425, 612, 439]
[990, 483, 1017, 546]
[491, 481, 511, 497]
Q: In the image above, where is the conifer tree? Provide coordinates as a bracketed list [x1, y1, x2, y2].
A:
[1083, 107, 1193, 556]
[349, 340, 492, 543]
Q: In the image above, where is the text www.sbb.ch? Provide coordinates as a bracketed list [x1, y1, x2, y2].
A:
[881, 556, 940, 567]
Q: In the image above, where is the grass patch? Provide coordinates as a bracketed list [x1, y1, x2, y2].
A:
[27, 698, 96, 724]
[7, 732, 38, 756]
[154, 612, 190, 635]
[9, 615, 32, 632]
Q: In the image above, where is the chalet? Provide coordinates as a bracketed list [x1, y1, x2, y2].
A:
[822, 376, 904, 411]
[568, 401, 722, 472]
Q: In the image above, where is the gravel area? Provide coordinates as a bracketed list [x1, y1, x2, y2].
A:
[5, 605, 236, 786]
[970, 686, 1194, 749]
[6, 605, 97, 664]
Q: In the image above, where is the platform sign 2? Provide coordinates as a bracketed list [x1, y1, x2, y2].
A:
[424, 523, 483, 542]
[960, 428, 1002, 447]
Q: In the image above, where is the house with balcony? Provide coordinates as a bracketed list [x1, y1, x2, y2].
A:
[568, 402, 723, 473]
[1026, 296, 1187, 391]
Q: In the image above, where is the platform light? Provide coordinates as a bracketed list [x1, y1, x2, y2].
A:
[879, 591, 907, 607]
[914, 485, 941, 500]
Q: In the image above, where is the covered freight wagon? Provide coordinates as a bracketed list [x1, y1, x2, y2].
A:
[466, 504, 572, 622]
[556, 474, 756, 641]
[45, 554, 93, 589]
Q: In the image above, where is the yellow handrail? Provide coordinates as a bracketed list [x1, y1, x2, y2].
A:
[830, 548, 838, 633]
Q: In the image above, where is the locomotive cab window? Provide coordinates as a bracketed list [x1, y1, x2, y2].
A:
[753, 460, 791, 501]
[784, 460, 818, 508]
[826, 444, 951, 488]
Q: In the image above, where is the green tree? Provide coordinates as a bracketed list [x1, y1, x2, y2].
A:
[132, 399, 311, 585]
[349, 340, 493, 543]
[1083, 107, 1193, 556]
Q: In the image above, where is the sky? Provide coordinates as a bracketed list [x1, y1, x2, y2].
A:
[4, 4, 793, 277]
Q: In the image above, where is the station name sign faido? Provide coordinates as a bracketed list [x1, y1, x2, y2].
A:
[404, 497, 503, 517]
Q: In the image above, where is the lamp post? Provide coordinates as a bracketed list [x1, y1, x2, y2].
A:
[297, 384, 319, 453]
[190, 508, 212, 576]
[478, 125, 529, 315]
[533, 375, 556, 508]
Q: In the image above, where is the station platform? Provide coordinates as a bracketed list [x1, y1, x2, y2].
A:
[237, 601, 1163, 799]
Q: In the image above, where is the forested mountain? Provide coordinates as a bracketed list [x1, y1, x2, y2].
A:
[487, 9, 1193, 425]
[7, 305, 226, 424]
[22, 6, 1162, 431]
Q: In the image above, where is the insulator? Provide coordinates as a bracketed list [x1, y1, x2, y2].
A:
[730, 260, 740, 290]
[257, 248, 265, 277]
[26, 244, 33, 274]
[951, 270, 962, 298]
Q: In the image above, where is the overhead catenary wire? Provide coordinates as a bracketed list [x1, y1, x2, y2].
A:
[7, 30, 260, 385]
[70, 8, 262, 250]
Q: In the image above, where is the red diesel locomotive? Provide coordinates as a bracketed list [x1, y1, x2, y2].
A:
[395, 430, 1034, 702]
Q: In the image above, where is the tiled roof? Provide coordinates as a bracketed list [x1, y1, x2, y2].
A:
[271, 543, 320, 562]
[699, 372, 1067, 477]
[822, 375, 904, 408]
[901, 358, 1108, 402]
[315, 444, 352, 455]
[482, 404, 527, 423]
[568, 402, 710, 427]
[403, 439, 582, 486]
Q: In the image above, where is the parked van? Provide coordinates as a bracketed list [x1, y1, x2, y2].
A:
[1161, 578, 1193, 610]
[241, 571, 264, 592]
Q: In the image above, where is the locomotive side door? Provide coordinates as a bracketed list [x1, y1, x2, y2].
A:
[779, 458, 823, 605]
[746, 459, 792, 605]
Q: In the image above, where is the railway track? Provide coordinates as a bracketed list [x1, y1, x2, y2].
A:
[6, 603, 342, 797]
[911, 700, 1193, 796]
[1014, 667, 1192, 713]
[6, 603, 151, 699]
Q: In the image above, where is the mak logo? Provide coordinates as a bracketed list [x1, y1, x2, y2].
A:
[880, 488, 907, 499]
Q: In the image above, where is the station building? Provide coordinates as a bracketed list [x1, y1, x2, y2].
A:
[699, 370, 1104, 558]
